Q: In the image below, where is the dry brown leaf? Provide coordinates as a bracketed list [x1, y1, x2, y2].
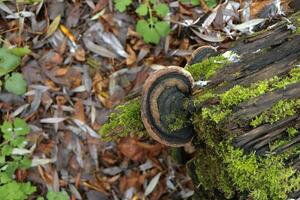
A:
[75, 46, 86, 61]
[119, 170, 145, 192]
[55, 67, 69, 76]
[74, 99, 86, 123]
[126, 44, 137, 66]
[118, 137, 145, 162]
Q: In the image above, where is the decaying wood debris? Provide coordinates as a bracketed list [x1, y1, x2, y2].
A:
[185, 11, 300, 199]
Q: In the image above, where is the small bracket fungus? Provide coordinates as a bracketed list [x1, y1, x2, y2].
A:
[141, 66, 196, 147]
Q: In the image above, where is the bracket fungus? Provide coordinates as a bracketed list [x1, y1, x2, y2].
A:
[141, 66, 196, 147]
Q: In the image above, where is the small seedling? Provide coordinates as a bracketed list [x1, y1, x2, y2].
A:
[0, 118, 36, 200]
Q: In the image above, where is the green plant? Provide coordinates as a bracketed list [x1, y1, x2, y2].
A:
[4, 72, 27, 95]
[0, 47, 30, 95]
[180, 0, 217, 7]
[0, 118, 36, 200]
[114, 0, 170, 44]
[46, 190, 69, 200]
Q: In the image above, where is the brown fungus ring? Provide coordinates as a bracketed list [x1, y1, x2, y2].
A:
[141, 66, 195, 147]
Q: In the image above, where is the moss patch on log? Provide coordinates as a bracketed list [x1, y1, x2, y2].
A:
[196, 67, 300, 124]
[185, 54, 230, 80]
[98, 99, 145, 141]
[250, 99, 300, 127]
[192, 140, 300, 200]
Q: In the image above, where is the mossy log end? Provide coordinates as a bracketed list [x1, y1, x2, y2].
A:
[99, 12, 300, 200]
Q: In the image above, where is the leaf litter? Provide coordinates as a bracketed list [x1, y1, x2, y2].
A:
[0, 0, 296, 199]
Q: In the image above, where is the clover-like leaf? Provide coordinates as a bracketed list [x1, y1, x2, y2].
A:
[114, 0, 132, 12]
[205, 0, 217, 8]
[155, 21, 170, 37]
[9, 47, 31, 57]
[1, 121, 13, 141]
[11, 136, 26, 148]
[1, 145, 13, 156]
[136, 4, 148, 16]
[136, 19, 160, 44]
[0, 48, 21, 77]
[13, 118, 30, 136]
[154, 3, 169, 17]
[46, 190, 69, 200]
[4, 72, 27, 95]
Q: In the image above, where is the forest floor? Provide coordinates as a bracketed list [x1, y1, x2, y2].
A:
[0, 0, 298, 199]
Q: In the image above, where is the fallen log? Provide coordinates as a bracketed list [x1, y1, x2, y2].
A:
[184, 12, 300, 199]
[99, 12, 300, 199]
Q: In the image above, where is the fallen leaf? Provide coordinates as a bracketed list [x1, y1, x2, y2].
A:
[126, 44, 137, 66]
[75, 46, 86, 61]
[55, 67, 69, 76]
[145, 172, 161, 197]
[118, 137, 145, 162]
[45, 15, 61, 39]
[74, 99, 86, 123]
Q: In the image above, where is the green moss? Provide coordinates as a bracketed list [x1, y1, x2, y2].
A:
[272, 67, 300, 89]
[164, 112, 191, 132]
[98, 99, 145, 141]
[250, 99, 300, 127]
[221, 80, 269, 107]
[194, 147, 234, 199]
[193, 141, 300, 200]
[201, 106, 231, 124]
[185, 55, 230, 80]
[198, 67, 300, 124]
[287, 127, 298, 138]
[193, 90, 216, 106]
[221, 144, 300, 200]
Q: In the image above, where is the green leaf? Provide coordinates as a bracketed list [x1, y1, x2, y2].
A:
[19, 157, 31, 169]
[1, 121, 13, 141]
[150, 0, 157, 5]
[4, 72, 27, 95]
[0, 155, 5, 164]
[155, 21, 170, 36]
[9, 47, 31, 57]
[154, 3, 169, 17]
[144, 26, 160, 44]
[13, 118, 30, 136]
[0, 172, 11, 184]
[11, 136, 26, 148]
[190, 0, 199, 6]
[205, 0, 217, 8]
[136, 19, 149, 36]
[136, 4, 148, 16]
[114, 0, 132, 12]
[0, 181, 36, 200]
[2, 145, 13, 156]
[136, 20, 160, 44]
[46, 190, 69, 200]
[0, 48, 21, 77]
